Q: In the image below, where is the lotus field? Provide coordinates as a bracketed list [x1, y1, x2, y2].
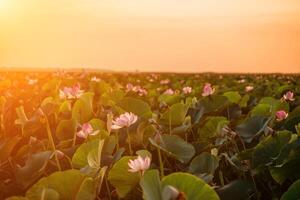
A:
[1, 72, 300, 200]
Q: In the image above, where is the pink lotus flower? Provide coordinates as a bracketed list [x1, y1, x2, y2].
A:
[211, 148, 218, 157]
[202, 83, 215, 97]
[276, 110, 288, 121]
[182, 86, 192, 94]
[283, 91, 295, 101]
[54, 150, 65, 160]
[126, 83, 134, 91]
[238, 79, 246, 83]
[128, 156, 151, 175]
[77, 123, 95, 139]
[164, 89, 174, 95]
[126, 84, 148, 96]
[29, 136, 37, 145]
[137, 88, 148, 96]
[91, 76, 101, 82]
[245, 86, 254, 92]
[59, 84, 84, 99]
[111, 112, 138, 129]
[160, 79, 170, 85]
[28, 79, 38, 85]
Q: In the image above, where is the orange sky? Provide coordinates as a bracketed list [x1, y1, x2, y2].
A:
[0, 0, 300, 73]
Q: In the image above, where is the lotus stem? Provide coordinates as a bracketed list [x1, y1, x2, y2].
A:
[157, 147, 164, 178]
[72, 129, 77, 147]
[64, 154, 73, 169]
[219, 170, 224, 186]
[169, 115, 172, 135]
[44, 115, 62, 171]
[116, 130, 119, 151]
[105, 175, 112, 200]
[126, 128, 133, 155]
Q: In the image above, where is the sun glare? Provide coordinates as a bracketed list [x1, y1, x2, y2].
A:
[0, 0, 7, 8]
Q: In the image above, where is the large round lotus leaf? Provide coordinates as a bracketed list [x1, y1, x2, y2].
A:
[198, 116, 229, 138]
[170, 116, 192, 136]
[55, 118, 77, 140]
[72, 92, 94, 124]
[35, 188, 59, 200]
[160, 103, 189, 126]
[108, 156, 140, 198]
[196, 95, 228, 114]
[275, 85, 293, 97]
[270, 158, 300, 184]
[16, 151, 52, 189]
[252, 131, 291, 169]
[161, 173, 220, 200]
[100, 89, 125, 107]
[158, 94, 181, 105]
[281, 179, 300, 200]
[239, 94, 250, 108]
[72, 139, 99, 168]
[223, 91, 241, 104]
[5, 197, 29, 200]
[140, 170, 163, 200]
[42, 79, 61, 93]
[250, 97, 289, 117]
[136, 149, 152, 159]
[189, 152, 219, 176]
[0, 135, 21, 163]
[88, 118, 105, 131]
[285, 105, 300, 132]
[58, 100, 71, 114]
[149, 134, 195, 163]
[118, 97, 152, 118]
[72, 137, 114, 168]
[91, 80, 111, 95]
[235, 116, 270, 143]
[250, 104, 272, 117]
[259, 97, 289, 113]
[216, 180, 255, 200]
[26, 169, 96, 200]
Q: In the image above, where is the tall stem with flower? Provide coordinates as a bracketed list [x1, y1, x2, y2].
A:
[111, 112, 138, 155]
[42, 110, 62, 171]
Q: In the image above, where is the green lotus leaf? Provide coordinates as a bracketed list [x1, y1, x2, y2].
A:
[270, 158, 300, 184]
[160, 103, 189, 126]
[108, 156, 140, 198]
[223, 91, 241, 104]
[161, 172, 220, 200]
[216, 180, 255, 200]
[16, 151, 52, 188]
[118, 97, 152, 118]
[140, 170, 163, 200]
[189, 152, 219, 176]
[198, 116, 229, 138]
[251, 97, 289, 117]
[149, 134, 195, 163]
[281, 179, 300, 200]
[0, 135, 21, 162]
[26, 169, 96, 200]
[55, 118, 77, 140]
[236, 116, 270, 143]
[158, 94, 181, 106]
[239, 94, 250, 108]
[72, 92, 94, 124]
[252, 131, 292, 169]
[197, 95, 228, 114]
[58, 100, 71, 116]
[72, 139, 99, 168]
